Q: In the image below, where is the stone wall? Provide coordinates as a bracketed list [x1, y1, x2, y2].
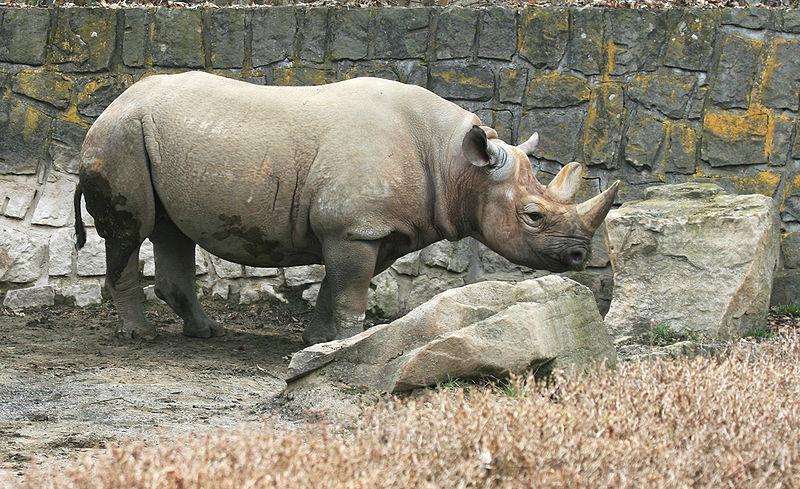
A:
[1, 5, 799, 314]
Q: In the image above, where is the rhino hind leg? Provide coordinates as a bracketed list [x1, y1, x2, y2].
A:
[81, 118, 157, 339]
[105, 243, 157, 339]
[303, 279, 335, 344]
[150, 215, 224, 338]
[302, 239, 379, 344]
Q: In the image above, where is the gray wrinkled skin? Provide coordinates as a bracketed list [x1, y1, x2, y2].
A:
[75, 71, 618, 344]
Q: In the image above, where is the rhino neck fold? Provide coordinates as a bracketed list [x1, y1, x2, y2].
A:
[428, 131, 482, 243]
[403, 99, 480, 245]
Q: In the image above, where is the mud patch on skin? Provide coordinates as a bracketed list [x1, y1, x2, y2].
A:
[79, 171, 142, 284]
[213, 214, 287, 262]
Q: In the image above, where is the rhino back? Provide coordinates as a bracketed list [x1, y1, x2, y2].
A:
[123, 72, 469, 267]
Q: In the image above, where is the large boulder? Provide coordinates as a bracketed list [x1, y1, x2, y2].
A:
[604, 183, 779, 341]
[287, 275, 616, 393]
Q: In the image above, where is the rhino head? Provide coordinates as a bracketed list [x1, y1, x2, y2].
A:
[461, 125, 618, 273]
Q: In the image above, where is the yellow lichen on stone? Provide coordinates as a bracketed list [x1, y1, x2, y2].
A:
[694, 166, 706, 178]
[703, 109, 769, 141]
[733, 170, 782, 197]
[776, 174, 800, 212]
[664, 120, 698, 165]
[764, 112, 794, 161]
[534, 71, 590, 100]
[677, 124, 698, 155]
[753, 38, 784, 102]
[13, 67, 73, 108]
[21, 105, 43, 138]
[61, 105, 91, 128]
[602, 40, 617, 82]
[581, 82, 622, 160]
[273, 67, 336, 87]
[80, 79, 101, 95]
[433, 70, 492, 88]
[582, 90, 600, 143]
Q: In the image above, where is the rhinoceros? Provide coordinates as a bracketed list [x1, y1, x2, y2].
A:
[73, 71, 618, 344]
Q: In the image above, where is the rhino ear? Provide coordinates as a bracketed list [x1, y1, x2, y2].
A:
[462, 125, 505, 169]
[518, 132, 539, 156]
[479, 125, 499, 139]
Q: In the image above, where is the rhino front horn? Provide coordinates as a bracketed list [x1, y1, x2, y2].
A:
[577, 181, 620, 231]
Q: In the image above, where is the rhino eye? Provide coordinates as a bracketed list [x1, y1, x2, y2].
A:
[522, 211, 545, 227]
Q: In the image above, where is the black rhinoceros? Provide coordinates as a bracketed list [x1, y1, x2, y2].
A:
[73, 71, 618, 344]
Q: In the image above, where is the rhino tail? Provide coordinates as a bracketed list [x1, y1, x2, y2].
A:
[74, 183, 86, 250]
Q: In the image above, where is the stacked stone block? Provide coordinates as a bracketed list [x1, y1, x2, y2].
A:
[1, 6, 799, 312]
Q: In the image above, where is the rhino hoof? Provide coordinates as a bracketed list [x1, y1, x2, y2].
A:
[183, 320, 225, 339]
[115, 324, 158, 341]
[335, 326, 363, 341]
[302, 327, 336, 345]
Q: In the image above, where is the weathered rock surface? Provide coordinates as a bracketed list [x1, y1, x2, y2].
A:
[48, 228, 75, 277]
[60, 282, 102, 306]
[0, 180, 37, 219]
[238, 281, 286, 305]
[31, 173, 77, 227]
[0, 225, 47, 283]
[76, 230, 106, 277]
[3, 285, 55, 309]
[287, 275, 616, 393]
[604, 183, 779, 341]
[284, 265, 325, 287]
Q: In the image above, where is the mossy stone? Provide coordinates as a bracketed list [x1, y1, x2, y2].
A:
[50, 8, 116, 72]
[518, 9, 568, 69]
[582, 83, 624, 170]
[429, 64, 494, 101]
[12, 68, 73, 109]
[152, 8, 204, 68]
[524, 72, 590, 109]
[0, 8, 50, 65]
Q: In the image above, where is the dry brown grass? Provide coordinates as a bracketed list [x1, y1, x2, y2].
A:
[16, 329, 800, 489]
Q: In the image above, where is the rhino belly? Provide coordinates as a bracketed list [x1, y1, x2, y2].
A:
[149, 143, 321, 268]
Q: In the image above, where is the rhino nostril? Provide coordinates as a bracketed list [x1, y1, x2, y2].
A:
[568, 249, 586, 265]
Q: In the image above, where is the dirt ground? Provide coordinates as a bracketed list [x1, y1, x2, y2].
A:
[1, 295, 791, 484]
[0, 297, 327, 481]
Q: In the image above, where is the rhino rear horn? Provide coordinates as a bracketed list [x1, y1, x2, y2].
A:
[518, 132, 539, 156]
[546, 161, 584, 202]
[577, 181, 620, 232]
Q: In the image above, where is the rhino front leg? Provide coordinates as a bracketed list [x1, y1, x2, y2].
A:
[302, 239, 379, 345]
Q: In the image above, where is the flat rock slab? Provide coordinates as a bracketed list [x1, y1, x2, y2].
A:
[604, 182, 779, 341]
[287, 275, 616, 393]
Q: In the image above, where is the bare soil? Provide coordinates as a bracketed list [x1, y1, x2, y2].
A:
[0, 298, 319, 481]
[2, 295, 796, 484]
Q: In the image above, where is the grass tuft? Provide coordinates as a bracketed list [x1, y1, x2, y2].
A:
[773, 304, 800, 317]
[747, 327, 773, 340]
[435, 376, 468, 391]
[650, 323, 681, 346]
